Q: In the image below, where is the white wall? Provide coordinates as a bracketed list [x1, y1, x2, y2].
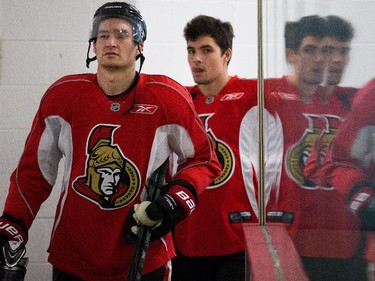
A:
[0, 0, 374, 280]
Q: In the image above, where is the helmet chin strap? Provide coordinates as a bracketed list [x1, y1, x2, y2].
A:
[136, 43, 145, 73]
[86, 40, 96, 68]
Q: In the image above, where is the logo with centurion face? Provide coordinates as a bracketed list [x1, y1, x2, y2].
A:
[286, 114, 342, 189]
[73, 125, 140, 209]
[200, 114, 234, 189]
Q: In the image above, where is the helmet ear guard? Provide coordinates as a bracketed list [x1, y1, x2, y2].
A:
[86, 2, 147, 68]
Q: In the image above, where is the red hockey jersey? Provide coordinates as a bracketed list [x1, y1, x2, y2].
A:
[322, 78, 375, 263]
[264, 76, 361, 258]
[323, 79, 375, 192]
[3, 73, 221, 281]
[174, 76, 264, 256]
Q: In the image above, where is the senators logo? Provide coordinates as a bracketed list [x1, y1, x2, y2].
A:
[200, 114, 234, 189]
[286, 114, 342, 190]
[73, 125, 140, 209]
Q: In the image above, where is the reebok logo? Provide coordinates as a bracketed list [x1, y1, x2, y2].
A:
[221, 92, 244, 101]
[131, 104, 158, 114]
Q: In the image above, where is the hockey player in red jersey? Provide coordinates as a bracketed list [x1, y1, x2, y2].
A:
[171, 15, 267, 281]
[0, 2, 221, 281]
[265, 15, 368, 280]
[322, 78, 375, 279]
[304, 15, 357, 185]
[264, 14, 329, 243]
[296, 15, 369, 281]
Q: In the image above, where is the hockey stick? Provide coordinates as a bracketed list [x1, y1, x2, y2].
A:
[126, 160, 168, 281]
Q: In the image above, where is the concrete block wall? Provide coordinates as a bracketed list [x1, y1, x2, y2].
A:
[0, 0, 374, 280]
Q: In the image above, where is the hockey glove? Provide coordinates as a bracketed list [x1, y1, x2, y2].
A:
[131, 182, 198, 239]
[0, 214, 28, 262]
[348, 182, 375, 230]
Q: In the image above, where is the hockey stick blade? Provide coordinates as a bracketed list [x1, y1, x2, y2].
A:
[126, 160, 168, 281]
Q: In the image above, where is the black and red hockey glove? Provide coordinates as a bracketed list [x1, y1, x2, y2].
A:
[348, 182, 375, 230]
[131, 181, 198, 240]
[0, 214, 28, 262]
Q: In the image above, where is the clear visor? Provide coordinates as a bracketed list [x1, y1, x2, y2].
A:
[90, 15, 145, 43]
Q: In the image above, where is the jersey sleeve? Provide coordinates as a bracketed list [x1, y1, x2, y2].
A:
[152, 78, 221, 195]
[321, 79, 375, 198]
[3, 85, 67, 228]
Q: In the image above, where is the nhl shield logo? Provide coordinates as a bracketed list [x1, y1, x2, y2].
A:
[110, 103, 120, 112]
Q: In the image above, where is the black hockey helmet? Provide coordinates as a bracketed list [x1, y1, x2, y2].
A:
[86, 2, 147, 68]
[90, 2, 147, 43]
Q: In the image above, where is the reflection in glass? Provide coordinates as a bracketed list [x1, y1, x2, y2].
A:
[262, 2, 374, 279]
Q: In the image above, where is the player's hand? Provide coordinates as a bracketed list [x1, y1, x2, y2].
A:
[132, 201, 162, 231]
[348, 184, 375, 230]
[0, 214, 28, 261]
[131, 183, 197, 239]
